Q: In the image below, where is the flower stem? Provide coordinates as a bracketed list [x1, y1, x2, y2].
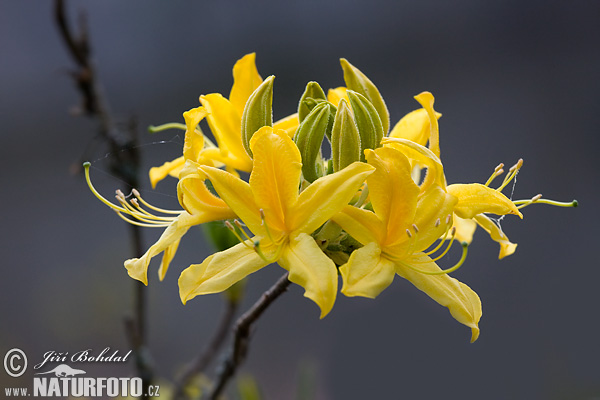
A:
[206, 273, 291, 400]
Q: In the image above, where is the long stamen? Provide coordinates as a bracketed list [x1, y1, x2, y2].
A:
[84, 162, 129, 213]
[115, 191, 175, 224]
[132, 189, 182, 214]
[497, 159, 523, 191]
[114, 211, 171, 227]
[514, 195, 578, 209]
[225, 221, 254, 250]
[84, 162, 179, 227]
[234, 220, 253, 242]
[259, 209, 275, 243]
[484, 163, 505, 187]
[397, 242, 469, 276]
[430, 227, 456, 262]
[424, 218, 454, 256]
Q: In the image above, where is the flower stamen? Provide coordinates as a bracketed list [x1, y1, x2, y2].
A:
[84, 162, 176, 227]
[497, 159, 523, 191]
[484, 163, 505, 187]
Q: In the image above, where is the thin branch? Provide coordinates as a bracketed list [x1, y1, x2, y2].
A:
[207, 273, 291, 400]
[174, 299, 239, 400]
[54, 1, 151, 398]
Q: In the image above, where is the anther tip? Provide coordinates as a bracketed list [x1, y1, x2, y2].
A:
[572, 199, 579, 207]
[83, 161, 91, 168]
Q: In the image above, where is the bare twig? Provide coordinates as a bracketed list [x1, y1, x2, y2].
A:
[54, 1, 152, 398]
[206, 273, 291, 400]
[173, 299, 239, 400]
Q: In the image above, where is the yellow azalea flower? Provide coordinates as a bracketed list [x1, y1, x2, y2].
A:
[332, 146, 482, 342]
[385, 91, 525, 259]
[178, 127, 374, 317]
[84, 158, 236, 285]
[149, 53, 299, 188]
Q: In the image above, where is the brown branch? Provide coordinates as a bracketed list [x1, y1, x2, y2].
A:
[54, 1, 151, 398]
[206, 273, 291, 400]
[173, 299, 239, 400]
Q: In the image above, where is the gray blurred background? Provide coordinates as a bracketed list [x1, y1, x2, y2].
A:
[1, 1, 599, 399]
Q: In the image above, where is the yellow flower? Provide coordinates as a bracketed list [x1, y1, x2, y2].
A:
[384, 91, 525, 259]
[178, 127, 374, 317]
[149, 53, 299, 188]
[332, 145, 482, 342]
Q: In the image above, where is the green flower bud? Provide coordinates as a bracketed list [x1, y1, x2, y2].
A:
[340, 58, 390, 135]
[241, 75, 274, 157]
[346, 90, 384, 161]
[293, 101, 333, 182]
[298, 81, 327, 123]
[331, 99, 360, 172]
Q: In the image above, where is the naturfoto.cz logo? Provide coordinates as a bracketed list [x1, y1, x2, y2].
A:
[3, 347, 159, 398]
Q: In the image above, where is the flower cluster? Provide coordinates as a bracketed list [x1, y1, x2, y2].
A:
[85, 53, 576, 342]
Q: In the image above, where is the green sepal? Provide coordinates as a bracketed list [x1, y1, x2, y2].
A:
[346, 90, 384, 161]
[331, 99, 361, 171]
[241, 75, 274, 157]
[298, 81, 327, 123]
[340, 58, 390, 135]
[293, 102, 333, 183]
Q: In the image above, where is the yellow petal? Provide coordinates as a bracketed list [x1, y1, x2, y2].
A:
[327, 87, 349, 107]
[340, 242, 395, 298]
[389, 108, 442, 147]
[178, 241, 268, 304]
[395, 253, 482, 342]
[332, 205, 386, 245]
[414, 92, 441, 158]
[249, 127, 302, 233]
[473, 214, 518, 259]
[183, 106, 207, 162]
[199, 147, 251, 172]
[448, 183, 523, 220]
[278, 233, 338, 318]
[382, 137, 445, 191]
[199, 164, 264, 237]
[149, 156, 185, 189]
[229, 53, 263, 117]
[450, 214, 477, 243]
[124, 212, 205, 285]
[290, 161, 375, 235]
[158, 238, 180, 281]
[200, 93, 252, 170]
[413, 185, 458, 251]
[273, 113, 299, 138]
[365, 147, 419, 245]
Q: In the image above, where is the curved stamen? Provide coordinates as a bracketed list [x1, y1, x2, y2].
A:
[84, 162, 179, 227]
[426, 225, 456, 256]
[430, 227, 456, 262]
[132, 189, 182, 214]
[114, 211, 171, 228]
[514, 196, 578, 209]
[225, 221, 254, 250]
[396, 242, 469, 276]
[260, 209, 275, 243]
